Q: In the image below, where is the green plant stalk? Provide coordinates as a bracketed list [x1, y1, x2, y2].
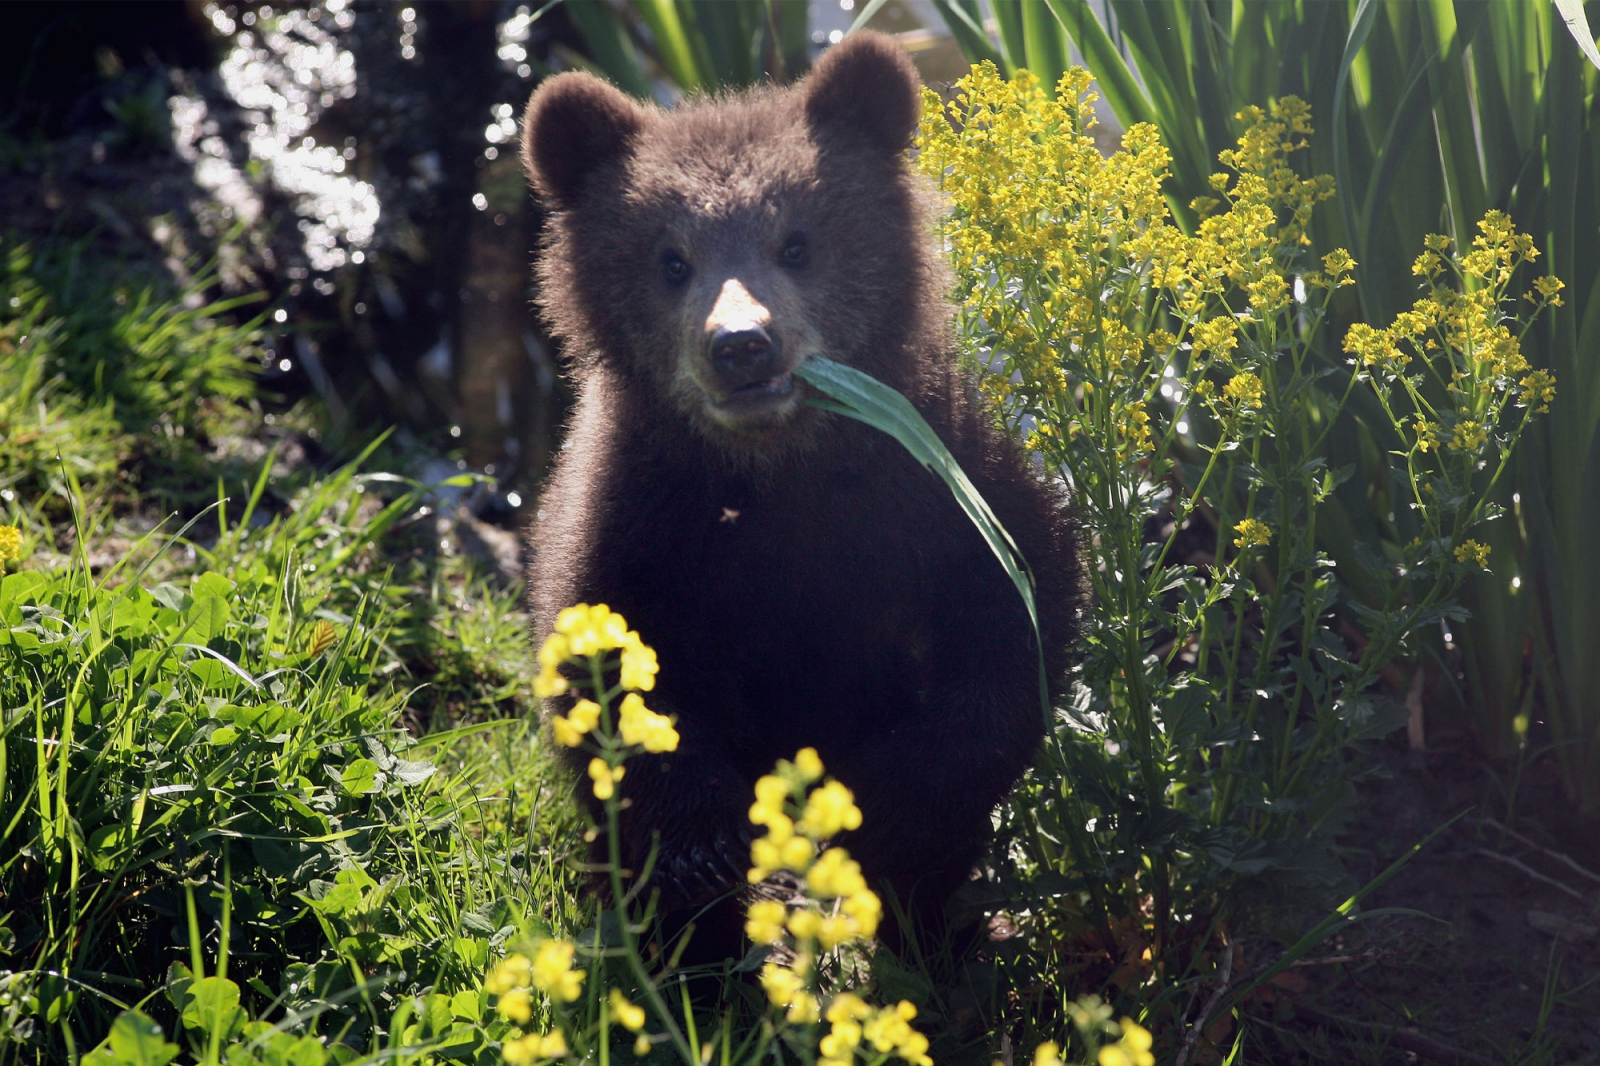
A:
[591, 655, 693, 1065]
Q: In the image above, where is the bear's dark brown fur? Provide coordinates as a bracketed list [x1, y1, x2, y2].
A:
[520, 33, 1081, 954]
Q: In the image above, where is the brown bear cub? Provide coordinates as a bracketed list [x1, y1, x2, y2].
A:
[520, 32, 1080, 959]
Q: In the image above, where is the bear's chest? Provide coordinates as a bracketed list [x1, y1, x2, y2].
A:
[593, 460, 961, 750]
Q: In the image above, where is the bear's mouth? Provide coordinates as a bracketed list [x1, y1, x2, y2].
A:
[713, 372, 795, 413]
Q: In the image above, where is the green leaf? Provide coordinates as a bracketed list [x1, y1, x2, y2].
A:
[1554, 0, 1600, 72]
[795, 357, 1048, 715]
[180, 976, 244, 1041]
[338, 757, 380, 796]
[192, 572, 234, 599]
[86, 1012, 179, 1066]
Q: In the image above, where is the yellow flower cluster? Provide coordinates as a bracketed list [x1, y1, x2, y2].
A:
[1454, 539, 1491, 568]
[746, 752, 914, 1060]
[502, 1031, 567, 1065]
[1222, 371, 1265, 410]
[607, 989, 645, 1031]
[1519, 369, 1556, 413]
[616, 693, 678, 752]
[812, 994, 931, 1066]
[1097, 1019, 1155, 1066]
[1032, 1018, 1153, 1066]
[1232, 518, 1271, 550]
[1346, 214, 1559, 462]
[917, 64, 1349, 473]
[550, 699, 600, 747]
[744, 754, 881, 945]
[0, 525, 22, 575]
[534, 603, 658, 698]
[1450, 420, 1487, 453]
[587, 757, 624, 800]
[485, 943, 586, 1064]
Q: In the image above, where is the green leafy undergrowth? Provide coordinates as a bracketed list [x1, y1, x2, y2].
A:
[0, 237, 264, 515]
[0, 454, 583, 1064]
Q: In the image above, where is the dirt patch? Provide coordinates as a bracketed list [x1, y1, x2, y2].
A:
[1240, 738, 1600, 1063]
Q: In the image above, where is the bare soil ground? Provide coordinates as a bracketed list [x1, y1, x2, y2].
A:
[1243, 738, 1600, 1064]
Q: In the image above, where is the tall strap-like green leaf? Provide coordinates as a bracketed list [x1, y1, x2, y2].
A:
[633, 0, 702, 92]
[930, 0, 1005, 70]
[565, 1, 654, 99]
[795, 357, 1051, 718]
[1333, 0, 1381, 314]
[1554, 0, 1600, 72]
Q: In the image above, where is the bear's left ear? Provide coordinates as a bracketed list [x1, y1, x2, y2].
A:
[802, 32, 921, 154]
[521, 72, 648, 208]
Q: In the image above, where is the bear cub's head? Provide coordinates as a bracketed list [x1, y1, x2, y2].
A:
[521, 33, 933, 460]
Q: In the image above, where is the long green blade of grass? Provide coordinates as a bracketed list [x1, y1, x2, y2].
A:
[1554, 0, 1600, 72]
[795, 357, 1049, 715]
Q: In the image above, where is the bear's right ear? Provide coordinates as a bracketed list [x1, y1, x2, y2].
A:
[803, 32, 921, 154]
[521, 73, 647, 208]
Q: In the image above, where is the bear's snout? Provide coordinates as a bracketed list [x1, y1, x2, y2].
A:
[696, 277, 798, 423]
[708, 324, 781, 389]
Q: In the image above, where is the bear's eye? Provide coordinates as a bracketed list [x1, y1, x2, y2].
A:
[662, 251, 691, 285]
[779, 234, 809, 269]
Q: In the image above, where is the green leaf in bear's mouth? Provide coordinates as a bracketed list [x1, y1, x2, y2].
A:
[795, 356, 1049, 721]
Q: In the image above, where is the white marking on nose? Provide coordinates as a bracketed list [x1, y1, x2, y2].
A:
[706, 279, 769, 333]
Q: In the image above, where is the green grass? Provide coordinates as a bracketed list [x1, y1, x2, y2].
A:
[0, 449, 585, 1064]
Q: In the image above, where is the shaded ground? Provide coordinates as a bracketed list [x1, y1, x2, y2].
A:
[1238, 738, 1600, 1064]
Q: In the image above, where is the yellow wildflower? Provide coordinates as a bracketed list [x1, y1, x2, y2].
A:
[806, 847, 868, 899]
[750, 775, 791, 824]
[534, 632, 569, 698]
[1098, 1019, 1155, 1066]
[0, 525, 21, 574]
[619, 631, 658, 691]
[531, 940, 585, 1002]
[1533, 275, 1565, 306]
[498, 988, 533, 1024]
[842, 885, 882, 938]
[787, 992, 821, 1024]
[1320, 248, 1356, 283]
[617, 692, 679, 752]
[759, 963, 803, 1008]
[786, 908, 822, 940]
[1034, 1043, 1065, 1066]
[1223, 371, 1265, 409]
[485, 953, 533, 995]
[550, 698, 601, 748]
[1450, 420, 1488, 452]
[794, 746, 824, 783]
[1233, 518, 1271, 549]
[780, 835, 816, 871]
[1124, 402, 1153, 451]
[1519, 369, 1556, 412]
[633, 1035, 650, 1057]
[1190, 316, 1237, 356]
[587, 758, 623, 801]
[609, 989, 646, 1032]
[502, 1031, 567, 1065]
[798, 780, 863, 838]
[1454, 540, 1491, 568]
[864, 1001, 928, 1066]
[820, 1019, 862, 1060]
[749, 836, 782, 882]
[745, 900, 787, 945]
[1413, 417, 1439, 453]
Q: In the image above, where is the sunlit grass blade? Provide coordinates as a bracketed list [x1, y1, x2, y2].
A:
[1554, 0, 1600, 72]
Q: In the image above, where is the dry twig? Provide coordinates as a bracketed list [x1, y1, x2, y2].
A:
[1476, 847, 1586, 901]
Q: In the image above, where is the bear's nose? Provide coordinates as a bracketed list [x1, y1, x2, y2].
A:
[708, 325, 781, 388]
